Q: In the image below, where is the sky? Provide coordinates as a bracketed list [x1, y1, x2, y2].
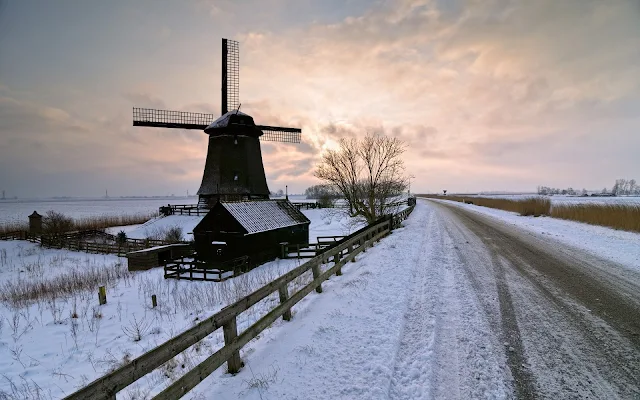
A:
[0, 0, 639, 198]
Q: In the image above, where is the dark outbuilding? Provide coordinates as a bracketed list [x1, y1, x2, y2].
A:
[193, 200, 310, 267]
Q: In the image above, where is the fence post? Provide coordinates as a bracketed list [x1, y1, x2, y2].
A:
[151, 294, 157, 308]
[223, 317, 243, 374]
[278, 284, 292, 321]
[98, 286, 107, 305]
[334, 253, 342, 276]
[311, 261, 323, 293]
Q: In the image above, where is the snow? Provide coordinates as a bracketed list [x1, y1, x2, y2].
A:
[221, 200, 309, 234]
[118, 215, 204, 240]
[0, 208, 363, 398]
[205, 110, 250, 130]
[431, 198, 640, 272]
[2, 198, 637, 398]
[189, 200, 511, 399]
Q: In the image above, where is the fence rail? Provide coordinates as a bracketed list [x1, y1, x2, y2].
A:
[64, 205, 414, 400]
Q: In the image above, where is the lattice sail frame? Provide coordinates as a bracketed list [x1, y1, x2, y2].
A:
[222, 38, 240, 114]
[133, 108, 300, 143]
[133, 108, 215, 129]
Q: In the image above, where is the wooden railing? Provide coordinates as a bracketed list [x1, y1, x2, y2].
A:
[392, 205, 414, 229]
[63, 205, 415, 400]
[160, 204, 208, 216]
[290, 201, 320, 210]
[164, 256, 250, 282]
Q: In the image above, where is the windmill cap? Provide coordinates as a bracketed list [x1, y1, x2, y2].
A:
[204, 110, 255, 134]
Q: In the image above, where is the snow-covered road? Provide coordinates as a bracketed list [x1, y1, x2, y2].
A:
[194, 199, 640, 399]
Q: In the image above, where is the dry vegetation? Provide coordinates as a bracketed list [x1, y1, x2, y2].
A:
[0, 212, 158, 236]
[420, 195, 551, 217]
[420, 195, 640, 233]
[551, 203, 640, 233]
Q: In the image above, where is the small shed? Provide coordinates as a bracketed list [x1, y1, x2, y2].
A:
[127, 243, 192, 271]
[193, 200, 310, 267]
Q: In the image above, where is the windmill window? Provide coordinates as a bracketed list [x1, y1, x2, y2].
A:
[234, 172, 239, 181]
[234, 136, 238, 145]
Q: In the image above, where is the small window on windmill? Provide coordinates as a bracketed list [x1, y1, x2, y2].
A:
[234, 135, 238, 145]
[234, 172, 239, 181]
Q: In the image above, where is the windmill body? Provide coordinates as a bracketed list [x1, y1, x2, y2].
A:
[197, 110, 270, 207]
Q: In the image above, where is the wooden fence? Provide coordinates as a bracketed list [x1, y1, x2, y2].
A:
[160, 204, 208, 216]
[0, 230, 29, 241]
[64, 205, 414, 400]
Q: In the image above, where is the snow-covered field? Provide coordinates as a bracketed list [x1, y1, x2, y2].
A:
[0, 207, 361, 399]
[3, 198, 637, 399]
[0, 195, 315, 226]
[0, 197, 197, 225]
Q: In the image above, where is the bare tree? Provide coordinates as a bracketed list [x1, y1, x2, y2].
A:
[315, 134, 408, 224]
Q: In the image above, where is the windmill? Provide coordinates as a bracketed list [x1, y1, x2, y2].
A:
[133, 38, 301, 208]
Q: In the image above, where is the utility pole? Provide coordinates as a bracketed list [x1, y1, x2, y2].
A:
[1, 190, 5, 200]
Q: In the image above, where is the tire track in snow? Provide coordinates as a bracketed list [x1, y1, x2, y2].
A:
[386, 207, 446, 399]
[432, 199, 640, 398]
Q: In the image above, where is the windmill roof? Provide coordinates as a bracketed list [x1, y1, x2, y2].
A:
[221, 200, 310, 235]
[206, 110, 251, 130]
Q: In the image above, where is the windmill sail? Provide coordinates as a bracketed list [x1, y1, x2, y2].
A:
[133, 108, 215, 130]
[133, 108, 301, 142]
[222, 38, 240, 115]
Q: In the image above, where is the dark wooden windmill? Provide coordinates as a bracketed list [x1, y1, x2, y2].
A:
[132, 38, 301, 208]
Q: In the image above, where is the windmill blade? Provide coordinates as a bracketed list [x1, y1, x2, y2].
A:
[132, 107, 213, 130]
[222, 38, 240, 115]
[257, 126, 301, 143]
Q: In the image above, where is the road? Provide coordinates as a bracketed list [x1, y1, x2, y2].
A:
[201, 199, 640, 399]
[422, 200, 640, 399]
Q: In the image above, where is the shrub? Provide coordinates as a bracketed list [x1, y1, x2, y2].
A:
[164, 226, 183, 243]
[42, 211, 75, 237]
[317, 193, 335, 208]
[116, 230, 127, 246]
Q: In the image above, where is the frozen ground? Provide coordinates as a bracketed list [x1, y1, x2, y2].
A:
[0, 207, 361, 399]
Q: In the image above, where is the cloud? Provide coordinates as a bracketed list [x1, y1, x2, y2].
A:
[3, 0, 640, 195]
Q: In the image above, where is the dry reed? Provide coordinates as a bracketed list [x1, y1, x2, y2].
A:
[552, 203, 640, 233]
[419, 195, 551, 217]
[0, 262, 131, 308]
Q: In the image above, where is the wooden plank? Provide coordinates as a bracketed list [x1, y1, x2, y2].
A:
[278, 284, 292, 321]
[222, 318, 242, 373]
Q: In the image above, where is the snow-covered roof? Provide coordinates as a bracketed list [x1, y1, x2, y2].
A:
[205, 110, 250, 130]
[222, 200, 310, 235]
